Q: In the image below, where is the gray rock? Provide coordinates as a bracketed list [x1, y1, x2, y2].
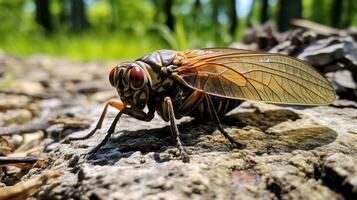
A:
[1, 53, 356, 200]
[29, 101, 357, 200]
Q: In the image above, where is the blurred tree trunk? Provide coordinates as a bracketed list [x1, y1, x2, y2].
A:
[164, 0, 174, 31]
[228, 0, 238, 38]
[310, 0, 326, 25]
[260, 0, 269, 24]
[191, 0, 201, 36]
[59, 0, 70, 26]
[343, 0, 354, 28]
[153, 0, 161, 22]
[211, 0, 220, 28]
[330, 0, 343, 28]
[278, 0, 302, 31]
[192, 0, 200, 23]
[211, 0, 221, 40]
[246, 0, 255, 27]
[70, 0, 89, 32]
[109, 0, 118, 30]
[35, 0, 53, 33]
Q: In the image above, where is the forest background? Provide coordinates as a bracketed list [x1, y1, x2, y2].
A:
[0, 0, 356, 61]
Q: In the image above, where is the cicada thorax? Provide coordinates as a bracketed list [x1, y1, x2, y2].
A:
[136, 50, 243, 121]
[136, 50, 182, 92]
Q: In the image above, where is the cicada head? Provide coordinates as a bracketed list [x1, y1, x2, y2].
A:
[109, 62, 150, 109]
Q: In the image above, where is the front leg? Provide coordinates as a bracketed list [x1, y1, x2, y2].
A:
[65, 99, 126, 142]
[88, 110, 123, 157]
[123, 107, 155, 122]
[64, 99, 154, 157]
[88, 107, 155, 157]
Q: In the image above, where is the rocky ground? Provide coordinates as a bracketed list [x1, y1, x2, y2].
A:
[0, 53, 356, 200]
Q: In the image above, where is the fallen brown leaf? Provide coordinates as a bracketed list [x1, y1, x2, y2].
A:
[0, 170, 61, 200]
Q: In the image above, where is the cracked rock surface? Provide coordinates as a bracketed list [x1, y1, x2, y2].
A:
[0, 54, 357, 200]
[35, 101, 357, 200]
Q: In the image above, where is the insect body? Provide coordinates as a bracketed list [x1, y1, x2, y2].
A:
[69, 48, 336, 161]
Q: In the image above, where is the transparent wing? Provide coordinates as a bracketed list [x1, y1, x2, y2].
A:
[173, 49, 336, 105]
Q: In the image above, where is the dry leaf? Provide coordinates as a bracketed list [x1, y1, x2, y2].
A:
[0, 171, 61, 200]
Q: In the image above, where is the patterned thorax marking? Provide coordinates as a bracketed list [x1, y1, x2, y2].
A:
[137, 50, 179, 92]
[137, 50, 177, 70]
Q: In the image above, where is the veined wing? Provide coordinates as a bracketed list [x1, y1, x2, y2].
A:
[181, 48, 255, 59]
[173, 48, 336, 105]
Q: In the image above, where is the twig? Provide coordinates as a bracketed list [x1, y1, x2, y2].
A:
[0, 121, 50, 136]
[48, 116, 91, 129]
[0, 89, 58, 99]
[0, 156, 41, 169]
[0, 156, 39, 165]
[330, 104, 357, 109]
[0, 116, 91, 136]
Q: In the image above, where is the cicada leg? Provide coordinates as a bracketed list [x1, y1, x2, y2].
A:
[65, 100, 125, 142]
[60, 100, 125, 158]
[205, 94, 246, 149]
[87, 110, 123, 158]
[87, 104, 154, 158]
[164, 96, 190, 163]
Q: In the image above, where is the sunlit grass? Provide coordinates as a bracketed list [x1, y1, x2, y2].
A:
[0, 19, 249, 61]
[0, 31, 168, 61]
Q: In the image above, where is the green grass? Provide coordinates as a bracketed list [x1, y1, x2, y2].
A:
[0, 31, 168, 61]
[0, 20, 247, 61]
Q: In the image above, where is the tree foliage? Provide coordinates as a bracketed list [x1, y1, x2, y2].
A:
[0, 0, 355, 60]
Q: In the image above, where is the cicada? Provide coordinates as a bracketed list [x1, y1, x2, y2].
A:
[68, 48, 336, 162]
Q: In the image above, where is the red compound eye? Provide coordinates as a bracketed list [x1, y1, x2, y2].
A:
[130, 65, 144, 88]
[109, 67, 116, 86]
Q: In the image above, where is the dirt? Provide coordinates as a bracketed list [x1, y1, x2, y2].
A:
[0, 54, 357, 200]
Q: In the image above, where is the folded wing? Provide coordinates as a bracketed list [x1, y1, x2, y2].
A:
[174, 49, 336, 105]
